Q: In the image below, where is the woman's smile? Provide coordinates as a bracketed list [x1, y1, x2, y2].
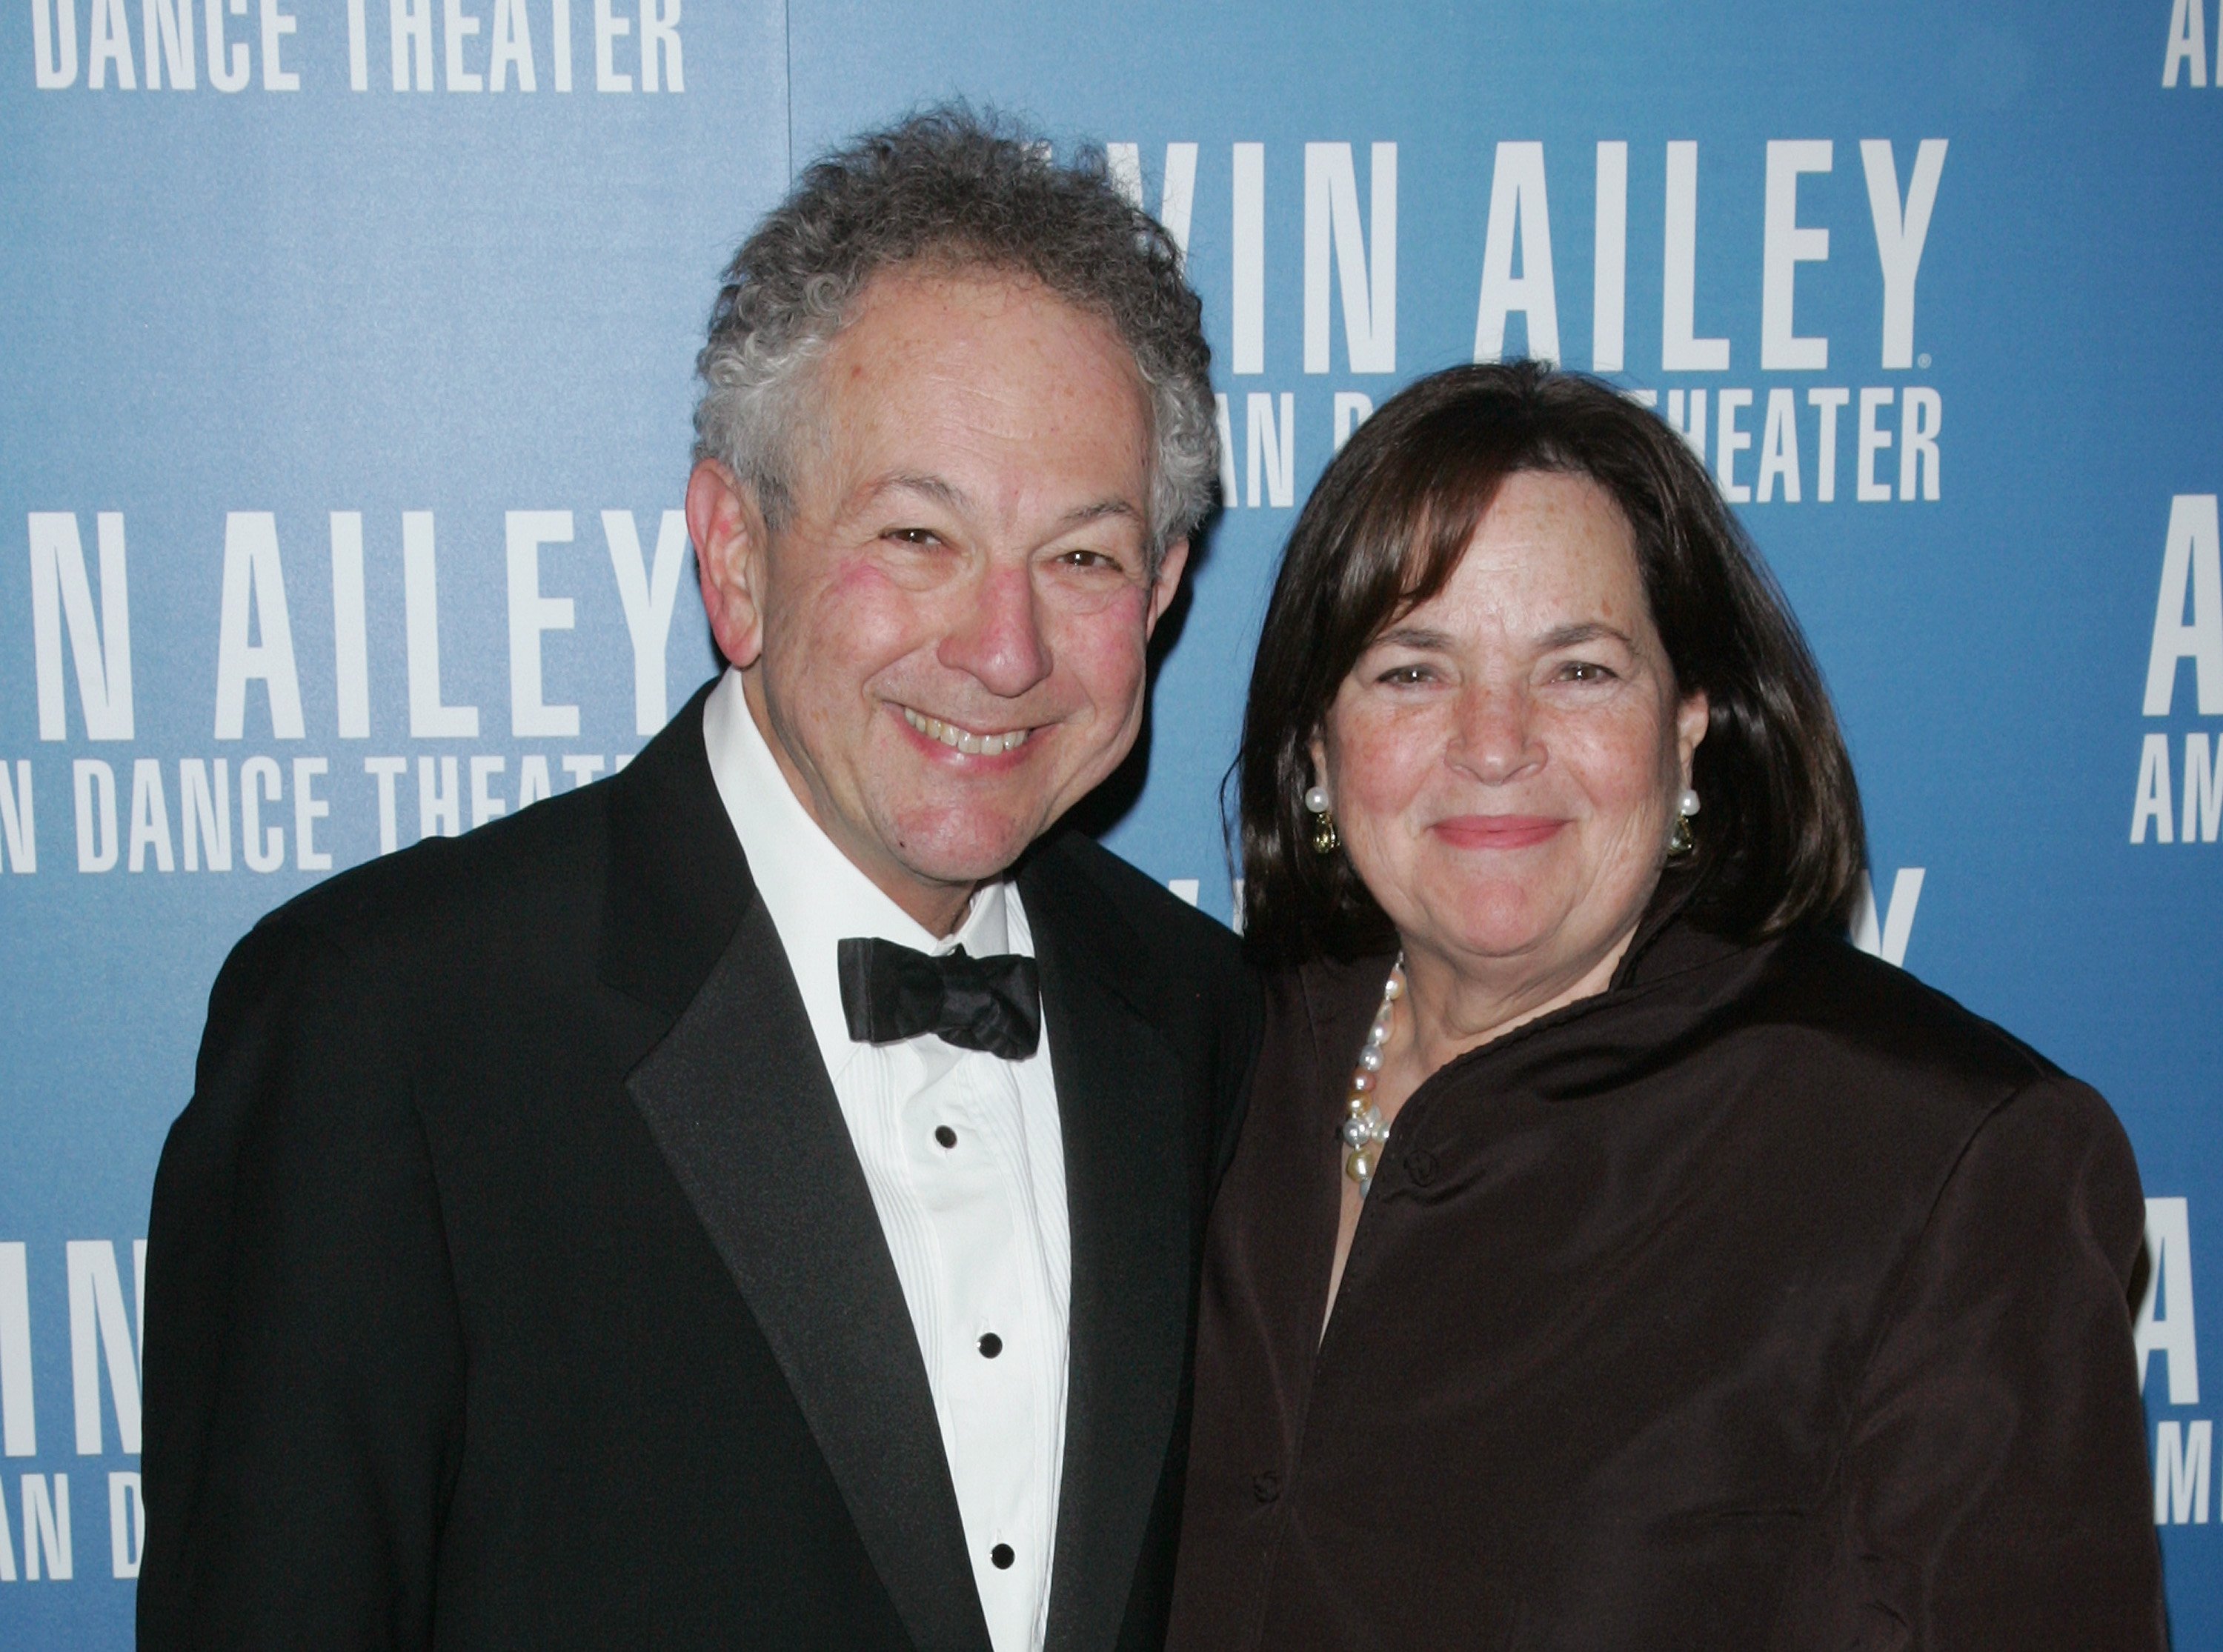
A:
[1427, 814, 1567, 850]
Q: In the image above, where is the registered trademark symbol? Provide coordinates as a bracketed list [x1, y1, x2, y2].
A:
[1917, 353, 1932, 368]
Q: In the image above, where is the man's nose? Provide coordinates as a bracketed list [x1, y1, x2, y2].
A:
[938, 562, 1053, 700]
[1447, 681, 1542, 783]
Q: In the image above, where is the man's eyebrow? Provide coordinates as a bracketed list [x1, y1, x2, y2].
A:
[871, 472, 971, 514]
[1056, 498, 1144, 530]
[861, 478, 1141, 531]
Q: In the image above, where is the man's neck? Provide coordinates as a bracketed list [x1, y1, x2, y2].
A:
[740, 671, 978, 937]
[871, 870, 977, 939]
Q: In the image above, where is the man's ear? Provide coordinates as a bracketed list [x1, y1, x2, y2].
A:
[1143, 537, 1191, 639]
[687, 458, 770, 669]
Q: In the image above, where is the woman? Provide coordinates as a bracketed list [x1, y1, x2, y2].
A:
[1168, 364, 2161, 1650]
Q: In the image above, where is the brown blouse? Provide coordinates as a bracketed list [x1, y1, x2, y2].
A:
[1167, 905, 2163, 1651]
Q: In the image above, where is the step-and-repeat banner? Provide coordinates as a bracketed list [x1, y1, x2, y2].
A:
[4, 1, 2219, 1643]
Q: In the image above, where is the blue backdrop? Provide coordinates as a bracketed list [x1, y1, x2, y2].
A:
[4, 1, 2219, 1643]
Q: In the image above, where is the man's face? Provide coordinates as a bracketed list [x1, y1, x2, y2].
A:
[688, 269, 1189, 931]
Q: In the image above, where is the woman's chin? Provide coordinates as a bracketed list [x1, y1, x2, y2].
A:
[1397, 902, 1566, 967]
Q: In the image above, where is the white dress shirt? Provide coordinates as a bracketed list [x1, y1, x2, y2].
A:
[701, 670, 1070, 1652]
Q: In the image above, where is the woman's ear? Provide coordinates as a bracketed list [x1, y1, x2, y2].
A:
[1675, 690, 1710, 784]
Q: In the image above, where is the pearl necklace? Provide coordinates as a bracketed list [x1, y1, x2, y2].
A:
[1341, 954, 1405, 1193]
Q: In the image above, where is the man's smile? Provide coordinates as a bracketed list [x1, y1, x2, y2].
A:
[898, 702, 1037, 755]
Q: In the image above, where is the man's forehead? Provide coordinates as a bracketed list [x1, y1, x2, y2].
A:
[847, 257, 1074, 320]
[831, 265, 1135, 387]
[793, 269, 1154, 529]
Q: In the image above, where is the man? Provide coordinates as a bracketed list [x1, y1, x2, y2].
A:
[139, 110, 1257, 1652]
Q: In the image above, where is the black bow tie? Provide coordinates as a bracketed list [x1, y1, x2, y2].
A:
[837, 937, 1043, 1060]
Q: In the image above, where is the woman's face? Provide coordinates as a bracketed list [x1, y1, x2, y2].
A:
[1315, 470, 1709, 989]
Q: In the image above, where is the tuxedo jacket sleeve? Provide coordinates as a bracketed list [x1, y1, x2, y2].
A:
[138, 685, 1261, 1652]
[142, 913, 465, 1647]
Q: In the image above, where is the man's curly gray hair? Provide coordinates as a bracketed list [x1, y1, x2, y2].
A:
[693, 106, 1217, 570]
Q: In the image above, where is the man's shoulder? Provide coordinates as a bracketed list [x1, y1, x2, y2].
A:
[1025, 829, 1243, 971]
[250, 778, 611, 970]
[1023, 831, 1261, 1156]
[1020, 828, 1259, 1085]
[257, 685, 726, 964]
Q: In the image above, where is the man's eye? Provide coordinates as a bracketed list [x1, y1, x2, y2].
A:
[1055, 547, 1118, 570]
[885, 527, 940, 547]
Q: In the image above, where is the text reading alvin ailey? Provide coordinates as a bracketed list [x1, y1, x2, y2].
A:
[1114, 138, 1951, 510]
[7, 507, 688, 873]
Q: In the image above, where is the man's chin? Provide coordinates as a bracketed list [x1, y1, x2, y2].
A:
[888, 813, 1052, 889]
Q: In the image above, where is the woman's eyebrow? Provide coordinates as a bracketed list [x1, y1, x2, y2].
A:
[1538, 621, 1634, 650]
[1374, 625, 1454, 650]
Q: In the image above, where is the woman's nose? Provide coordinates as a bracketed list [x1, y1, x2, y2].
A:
[1447, 682, 1541, 783]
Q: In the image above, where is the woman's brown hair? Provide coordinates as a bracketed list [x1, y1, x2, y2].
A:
[1235, 360, 1867, 962]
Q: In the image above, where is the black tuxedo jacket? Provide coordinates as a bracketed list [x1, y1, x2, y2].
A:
[139, 685, 1261, 1651]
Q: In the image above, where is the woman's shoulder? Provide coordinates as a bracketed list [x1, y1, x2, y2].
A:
[1689, 927, 2143, 1286]
[1744, 925, 2109, 1125]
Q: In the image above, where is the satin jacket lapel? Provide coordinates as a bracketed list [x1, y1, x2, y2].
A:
[607, 691, 991, 1652]
[1024, 849, 1192, 1652]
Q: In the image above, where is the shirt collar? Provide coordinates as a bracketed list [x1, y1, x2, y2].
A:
[699, 668, 1024, 1082]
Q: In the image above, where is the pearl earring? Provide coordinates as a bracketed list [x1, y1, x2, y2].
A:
[1669, 787, 1699, 858]
[1678, 788, 1701, 819]
[1303, 785, 1340, 855]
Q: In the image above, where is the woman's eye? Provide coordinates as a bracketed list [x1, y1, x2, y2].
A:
[886, 527, 940, 547]
[1377, 665, 1432, 686]
[1558, 660, 1615, 683]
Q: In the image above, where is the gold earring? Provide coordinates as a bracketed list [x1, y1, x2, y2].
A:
[1304, 785, 1340, 855]
[1668, 786, 1699, 858]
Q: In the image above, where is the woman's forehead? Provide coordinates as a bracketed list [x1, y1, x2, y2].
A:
[1395, 474, 1648, 633]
